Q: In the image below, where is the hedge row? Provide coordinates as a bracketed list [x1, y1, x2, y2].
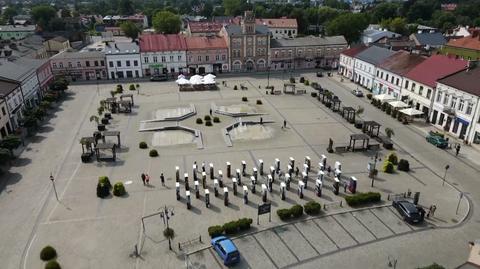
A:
[277, 204, 304, 221]
[208, 218, 253, 237]
[345, 192, 381, 207]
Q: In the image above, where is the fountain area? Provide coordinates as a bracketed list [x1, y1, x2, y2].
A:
[213, 102, 265, 117]
[141, 104, 196, 123]
[152, 130, 195, 146]
[223, 118, 275, 146]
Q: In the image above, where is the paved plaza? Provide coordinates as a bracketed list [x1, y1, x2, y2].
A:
[0, 72, 478, 269]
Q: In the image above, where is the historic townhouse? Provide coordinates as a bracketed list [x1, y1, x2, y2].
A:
[339, 46, 367, 80]
[256, 18, 298, 39]
[105, 42, 142, 79]
[0, 77, 23, 131]
[139, 34, 187, 76]
[353, 46, 396, 91]
[50, 50, 107, 81]
[185, 36, 228, 74]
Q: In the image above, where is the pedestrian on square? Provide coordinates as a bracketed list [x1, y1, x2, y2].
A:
[327, 166, 331, 176]
[427, 205, 433, 218]
[260, 117, 263, 124]
[431, 205, 437, 217]
[202, 162, 206, 172]
[343, 181, 348, 192]
[456, 144, 461, 156]
[145, 174, 150, 185]
[141, 173, 146, 185]
[160, 173, 165, 186]
[209, 109, 212, 115]
[295, 167, 299, 177]
[283, 120, 287, 129]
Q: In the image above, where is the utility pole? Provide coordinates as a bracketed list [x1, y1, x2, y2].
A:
[159, 205, 175, 250]
[370, 152, 379, 187]
[443, 164, 450, 186]
[50, 173, 59, 201]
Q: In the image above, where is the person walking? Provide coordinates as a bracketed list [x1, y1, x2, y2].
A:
[427, 205, 433, 218]
[283, 120, 287, 129]
[327, 166, 331, 176]
[209, 109, 212, 115]
[295, 166, 299, 177]
[202, 162, 206, 172]
[141, 173, 146, 185]
[260, 117, 263, 125]
[145, 174, 150, 185]
[431, 205, 437, 217]
[455, 144, 461, 156]
[160, 173, 165, 186]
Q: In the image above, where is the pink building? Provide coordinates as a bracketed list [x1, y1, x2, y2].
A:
[50, 51, 107, 81]
[36, 60, 54, 94]
[185, 36, 228, 74]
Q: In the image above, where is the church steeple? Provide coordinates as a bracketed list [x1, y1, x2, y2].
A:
[241, 11, 255, 34]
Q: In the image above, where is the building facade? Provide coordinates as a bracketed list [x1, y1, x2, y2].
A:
[353, 46, 396, 91]
[256, 18, 298, 39]
[139, 34, 187, 76]
[36, 60, 54, 93]
[185, 36, 228, 74]
[186, 22, 223, 37]
[43, 36, 71, 56]
[339, 46, 367, 80]
[0, 78, 23, 131]
[270, 36, 348, 71]
[0, 25, 35, 40]
[51, 51, 108, 81]
[442, 32, 480, 61]
[105, 42, 142, 79]
[220, 11, 270, 72]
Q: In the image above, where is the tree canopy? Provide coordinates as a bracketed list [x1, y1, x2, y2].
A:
[152, 10, 181, 34]
[327, 13, 368, 43]
[120, 21, 141, 40]
[223, 0, 248, 16]
[31, 5, 57, 31]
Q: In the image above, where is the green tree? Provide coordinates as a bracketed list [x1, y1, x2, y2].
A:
[381, 17, 407, 35]
[31, 5, 57, 30]
[327, 13, 368, 43]
[61, 9, 71, 18]
[49, 17, 66, 31]
[290, 8, 307, 34]
[223, 0, 245, 16]
[118, 0, 135, 15]
[431, 10, 456, 32]
[120, 21, 141, 40]
[323, 0, 349, 10]
[201, 1, 214, 17]
[0, 135, 22, 157]
[371, 2, 401, 23]
[152, 10, 181, 34]
[406, 1, 436, 22]
[2, 6, 18, 22]
[50, 77, 69, 93]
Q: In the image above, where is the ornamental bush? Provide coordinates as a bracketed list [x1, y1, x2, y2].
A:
[398, 159, 410, 172]
[96, 182, 110, 198]
[163, 227, 175, 239]
[129, 84, 136, 91]
[256, 99, 263, 105]
[116, 85, 123, 94]
[40, 245, 57, 261]
[205, 121, 213, 126]
[304, 80, 310, 86]
[289, 77, 295, 83]
[345, 192, 381, 206]
[223, 221, 239, 235]
[196, 118, 203, 124]
[291, 204, 303, 218]
[242, 97, 248, 102]
[304, 201, 321, 215]
[208, 225, 224, 238]
[386, 105, 392, 115]
[98, 176, 112, 189]
[311, 92, 318, 97]
[213, 117, 220, 123]
[45, 260, 61, 269]
[204, 115, 211, 121]
[366, 93, 372, 100]
[139, 141, 148, 149]
[299, 77, 305, 83]
[113, 182, 126, 196]
[387, 153, 398, 165]
[383, 160, 395, 173]
[149, 149, 159, 157]
[234, 85, 238, 90]
[277, 208, 292, 221]
[237, 218, 253, 231]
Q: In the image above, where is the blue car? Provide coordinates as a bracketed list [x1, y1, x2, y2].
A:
[211, 236, 240, 265]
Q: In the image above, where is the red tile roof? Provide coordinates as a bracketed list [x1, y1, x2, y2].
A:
[255, 18, 297, 28]
[139, 34, 187, 52]
[438, 67, 480, 96]
[185, 36, 227, 50]
[188, 22, 223, 33]
[403, 55, 468, 88]
[378, 51, 426, 75]
[340, 45, 368, 57]
[445, 33, 480, 51]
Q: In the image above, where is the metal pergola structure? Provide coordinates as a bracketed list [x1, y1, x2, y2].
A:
[120, 94, 134, 106]
[342, 107, 356, 123]
[363, 121, 381, 138]
[95, 142, 117, 162]
[331, 98, 341, 112]
[102, 130, 121, 148]
[349, 133, 370, 152]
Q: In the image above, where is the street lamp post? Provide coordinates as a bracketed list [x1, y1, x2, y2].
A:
[370, 152, 379, 187]
[443, 164, 450, 186]
[267, 66, 271, 88]
[50, 173, 59, 201]
[159, 205, 175, 250]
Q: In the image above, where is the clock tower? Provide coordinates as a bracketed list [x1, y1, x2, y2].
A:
[241, 11, 256, 35]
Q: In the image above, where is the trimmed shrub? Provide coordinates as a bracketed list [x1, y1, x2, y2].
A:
[234, 85, 238, 90]
[386, 105, 392, 115]
[98, 176, 112, 189]
[96, 182, 110, 198]
[40, 246, 57, 261]
[242, 97, 248, 102]
[113, 182, 126, 196]
[116, 85, 123, 94]
[237, 218, 253, 231]
[149, 149, 159, 157]
[163, 227, 175, 239]
[139, 141, 148, 149]
[391, 109, 398, 118]
[208, 225, 224, 238]
[304, 201, 321, 215]
[289, 77, 295, 83]
[213, 116, 220, 123]
[205, 121, 213, 126]
[277, 208, 291, 221]
[196, 118, 203, 124]
[256, 99, 263, 105]
[304, 80, 310, 86]
[129, 84, 136, 91]
[366, 93, 372, 100]
[387, 153, 398, 165]
[381, 102, 387, 111]
[398, 159, 410, 172]
[345, 192, 381, 207]
[223, 221, 239, 235]
[290, 205, 303, 218]
[45, 260, 61, 269]
[311, 92, 317, 97]
[204, 115, 211, 121]
[299, 77, 305, 83]
[383, 160, 395, 173]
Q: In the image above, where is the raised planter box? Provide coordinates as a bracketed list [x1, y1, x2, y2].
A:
[101, 118, 109, 124]
[81, 153, 92, 163]
[98, 124, 106, 131]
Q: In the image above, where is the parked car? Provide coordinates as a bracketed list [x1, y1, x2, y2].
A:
[426, 133, 448, 148]
[316, 72, 324, 77]
[392, 200, 424, 224]
[150, 74, 168, 81]
[351, 89, 364, 97]
[211, 236, 240, 265]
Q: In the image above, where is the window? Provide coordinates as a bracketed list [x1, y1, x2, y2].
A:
[170, 56, 174, 62]
[126, 60, 130, 67]
[68, 62, 72, 68]
[205, 55, 209, 61]
[390, 76, 394, 83]
[222, 54, 226, 61]
[216, 55, 219, 61]
[170, 68, 174, 73]
[459, 99, 465, 111]
[443, 94, 449, 105]
[427, 89, 432, 99]
[53, 63, 57, 68]
[198, 56, 202, 62]
[405, 80, 409, 89]
[451, 96, 457, 109]
[396, 78, 399, 86]
[1, 107, 5, 116]
[117, 61, 121, 67]
[144, 57, 149, 63]
[436, 92, 442, 102]
[161, 56, 166, 62]
[386, 74, 389, 81]
[134, 60, 138, 66]
[178, 55, 181, 61]
[419, 86, 423, 95]
[466, 102, 473, 115]
[59, 63, 63, 68]
[153, 56, 158, 63]
[94, 61, 99, 67]
[109, 61, 114, 68]
[411, 82, 416, 92]
[101, 60, 105, 66]
[86, 61, 90, 67]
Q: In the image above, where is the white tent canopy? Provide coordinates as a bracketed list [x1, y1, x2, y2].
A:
[399, 108, 423, 116]
[388, 100, 409, 108]
[373, 94, 395, 102]
[175, 78, 190, 85]
[204, 73, 216, 80]
[189, 75, 204, 85]
[177, 74, 186, 79]
[203, 78, 215, 84]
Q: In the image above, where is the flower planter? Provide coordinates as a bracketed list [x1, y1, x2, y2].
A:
[101, 118, 109, 124]
[104, 113, 112, 119]
[98, 124, 106, 131]
[81, 153, 92, 163]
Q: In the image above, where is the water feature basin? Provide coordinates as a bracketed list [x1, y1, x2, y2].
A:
[152, 130, 195, 146]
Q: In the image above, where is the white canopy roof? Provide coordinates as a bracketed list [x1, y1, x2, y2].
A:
[373, 94, 395, 102]
[177, 74, 186, 79]
[399, 108, 424, 116]
[204, 73, 216, 79]
[388, 100, 409, 108]
[175, 78, 190, 85]
[189, 75, 204, 85]
[203, 78, 216, 84]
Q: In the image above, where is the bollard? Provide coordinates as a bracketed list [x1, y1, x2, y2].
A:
[214, 179, 219, 197]
[205, 189, 210, 207]
[335, 161, 342, 171]
[202, 172, 207, 189]
[289, 157, 295, 170]
[193, 164, 198, 181]
[317, 170, 325, 182]
[280, 182, 286, 200]
[186, 191, 191, 209]
[224, 187, 229, 206]
[335, 168, 342, 179]
[321, 155, 327, 168]
[315, 179, 322, 197]
[218, 170, 223, 188]
[251, 176, 256, 194]
[267, 175, 273, 192]
[270, 166, 275, 182]
[413, 192, 420, 205]
[176, 182, 180, 200]
[176, 166, 180, 182]
[298, 181, 305, 198]
[232, 178, 238, 195]
[243, 186, 248, 204]
[261, 184, 267, 203]
[333, 177, 340, 195]
[209, 163, 214, 180]
[275, 158, 280, 173]
[285, 173, 291, 190]
[236, 169, 241, 186]
[349, 176, 357, 194]
[241, 161, 247, 176]
[184, 173, 190, 191]
[259, 159, 264, 176]
[253, 167, 258, 181]
[305, 156, 311, 169]
[226, 162, 231, 178]
[194, 181, 200, 198]
[302, 171, 308, 189]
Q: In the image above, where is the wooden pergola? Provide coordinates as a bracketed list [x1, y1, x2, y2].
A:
[102, 130, 121, 148]
[363, 121, 381, 137]
[120, 94, 134, 106]
[349, 133, 370, 152]
[95, 142, 116, 162]
[283, 83, 295, 94]
[342, 107, 356, 123]
[331, 98, 341, 112]
[117, 100, 132, 113]
[80, 136, 96, 162]
[105, 97, 117, 111]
